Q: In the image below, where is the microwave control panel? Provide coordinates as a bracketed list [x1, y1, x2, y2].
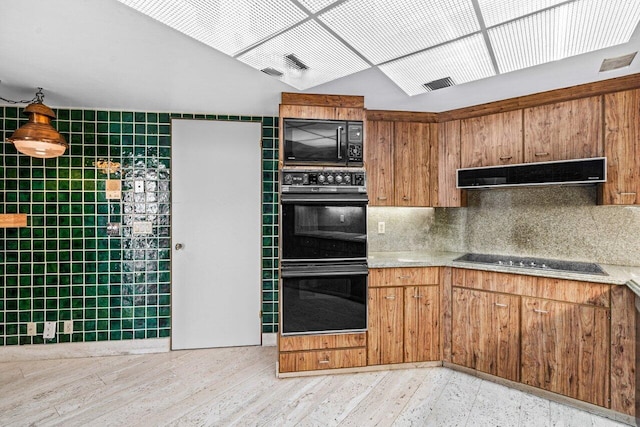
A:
[282, 170, 366, 188]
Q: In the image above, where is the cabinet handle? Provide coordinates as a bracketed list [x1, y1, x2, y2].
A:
[534, 152, 549, 157]
[499, 156, 512, 160]
[413, 295, 424, 299]
[619, 192, 637, 196]
[318, 359, 330, 364]
[402, 196, 410, 201]
[384, 295, 397, 300]
[494, 302, 508, 307]
[398, 275, 411, 279]
[377, 196, 388, 200]
[534, 309, 549, 314]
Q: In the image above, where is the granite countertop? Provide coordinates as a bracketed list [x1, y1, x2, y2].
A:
[368, 250, 640, 296]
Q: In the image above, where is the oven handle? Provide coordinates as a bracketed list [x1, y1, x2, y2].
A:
[281, 265, 369, 278]
[282, 197, 368, 204]
[337, 126, 343, 160]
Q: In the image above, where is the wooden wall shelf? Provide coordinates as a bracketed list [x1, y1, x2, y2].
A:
[0, 214, 27, 228]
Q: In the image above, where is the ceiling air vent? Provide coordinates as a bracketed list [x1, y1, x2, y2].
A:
[599, 52, 637, 72]
[261, 67, 283, 77]
[285, 53, 309, 70]
[423, 77, 455, 92]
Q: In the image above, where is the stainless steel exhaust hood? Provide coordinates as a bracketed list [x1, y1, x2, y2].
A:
[457, 157, 606, 189]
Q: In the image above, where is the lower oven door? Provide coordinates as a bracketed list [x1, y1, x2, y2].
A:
[281, 263, 368, 336]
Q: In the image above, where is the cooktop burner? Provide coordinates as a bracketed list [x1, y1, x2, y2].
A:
[453, 253, 607, 276]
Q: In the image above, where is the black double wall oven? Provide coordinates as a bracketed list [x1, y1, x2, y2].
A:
[280, 170, 368, 336]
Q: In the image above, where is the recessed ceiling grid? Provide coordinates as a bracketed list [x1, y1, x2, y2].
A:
[117, 0, 640, 94]
[237, 20, 369, 90]
[476, 0, 568, 27]
[117, 0, 307, 56]
[378, 34, 495, 96]
[488, 0, 640, 74]
[318, 0, 480, 64]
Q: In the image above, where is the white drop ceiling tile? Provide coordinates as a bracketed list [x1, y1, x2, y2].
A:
[378, 34, 495, 96]
[489, 0, 640, 74]
[295, 0, 340, 13]
[319, 0, 480, 64]
[237, 20, 370, 90]
[477, 0, 566, 27]
[117, 0, 307, 56]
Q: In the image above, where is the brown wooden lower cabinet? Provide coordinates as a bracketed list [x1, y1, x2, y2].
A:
[520, 297, 610, 407]
[405, 285, 440, 362]
[451, 287, 520, 381]
[368, 284, 440, 365]
[278, 332, 367, 374]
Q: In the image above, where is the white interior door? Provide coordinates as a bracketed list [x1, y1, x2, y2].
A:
[171, 119, 261, 350]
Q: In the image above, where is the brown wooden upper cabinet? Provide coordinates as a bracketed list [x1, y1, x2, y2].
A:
[460, 110, 523, 168]
[523, 96, 603, 162]
[366, 120, 431, 206]
[601, 88, 640, 205]
[366, 120, 395, 206]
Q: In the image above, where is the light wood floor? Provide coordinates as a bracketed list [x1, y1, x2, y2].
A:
[0, 346, 628, 426]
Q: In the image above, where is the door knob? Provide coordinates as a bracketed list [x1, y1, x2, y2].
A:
[175, 243, 184, 250]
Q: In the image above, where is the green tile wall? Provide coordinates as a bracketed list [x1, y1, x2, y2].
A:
[0, 107, 279, 346]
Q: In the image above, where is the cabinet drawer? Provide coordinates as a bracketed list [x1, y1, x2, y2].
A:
[279, 333, 366, 352]
[369, 267, 439, 287]
[453, 268, 610, 307]
[279, 348, 367, 373]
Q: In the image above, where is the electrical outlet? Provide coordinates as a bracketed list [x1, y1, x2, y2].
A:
[133, 221, 153, 235]
[43, 321, 56, 339]
[378, 221, 386, 234]
[63, 320, 73, 334]
[27, 322, 37, 336]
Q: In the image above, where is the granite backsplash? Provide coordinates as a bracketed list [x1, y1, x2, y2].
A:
[368, 186, 640, 267]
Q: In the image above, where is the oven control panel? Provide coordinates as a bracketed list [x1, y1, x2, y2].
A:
[282, 170, 366, 190]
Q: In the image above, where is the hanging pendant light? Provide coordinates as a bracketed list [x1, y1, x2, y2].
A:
[5, 88, 68, 158]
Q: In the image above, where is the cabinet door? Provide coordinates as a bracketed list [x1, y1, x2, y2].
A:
[366, 120, 395, 206]
[394, 122, 430, 206]
[404, 285, 440, 362]
[460, 110, 523, 167]
[433, 120, 466, 207]
[452, 288, 520, 381]
[601, 89, 640, 205]
[368, 287, 404, 365]
[520, 297, 610, 407]
[524, 97, 603, 162]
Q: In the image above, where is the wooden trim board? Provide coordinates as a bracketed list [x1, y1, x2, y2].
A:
[281, 92, 364, 108]
[0, 213, 27, 227]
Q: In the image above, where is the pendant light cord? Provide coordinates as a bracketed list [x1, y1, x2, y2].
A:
[0, 87, 44, 104]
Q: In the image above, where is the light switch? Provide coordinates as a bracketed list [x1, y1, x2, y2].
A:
[134, 180, 145, 193]
[106, 180, 121, 199]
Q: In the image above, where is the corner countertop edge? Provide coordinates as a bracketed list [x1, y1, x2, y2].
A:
[368, 251, 640, 288]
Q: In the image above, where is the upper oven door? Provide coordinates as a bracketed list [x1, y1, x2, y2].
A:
[283, 119, 347, 166]
[281, 193, 368, 262]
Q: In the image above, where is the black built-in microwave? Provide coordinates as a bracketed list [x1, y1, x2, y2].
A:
[283, 118, 363, 167]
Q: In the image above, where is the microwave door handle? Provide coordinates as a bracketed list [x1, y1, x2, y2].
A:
[337, 126, 343, 160]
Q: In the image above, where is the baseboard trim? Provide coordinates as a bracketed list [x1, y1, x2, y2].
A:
[0, 338, 171, 362]
[276, 360, 442, 378]
[262, 333, 277, 347]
